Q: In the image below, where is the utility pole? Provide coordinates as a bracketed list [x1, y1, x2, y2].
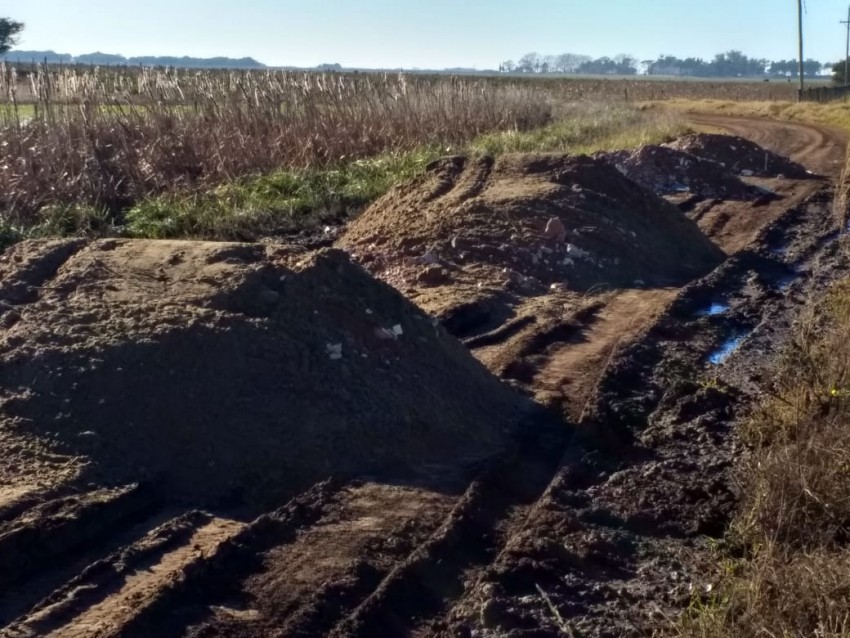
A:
[798, 0, 805, 100]
[842, 5, 850, 85]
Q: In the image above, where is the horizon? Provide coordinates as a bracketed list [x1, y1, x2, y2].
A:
[10, 1, 850, 70]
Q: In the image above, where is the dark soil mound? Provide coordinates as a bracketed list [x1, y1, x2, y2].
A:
[599, 145, 766, 200]
[338, 154, 724, 293]
[0, 239, 525, 504]
[666, 133, 811, 179]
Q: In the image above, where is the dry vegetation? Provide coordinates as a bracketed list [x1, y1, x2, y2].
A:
[675, 278, 850, 638]
[0, 65, 550, 221]
[529, 77, 805, 102]
[0, 64, 697, 243]
[663, 98, 850, 133]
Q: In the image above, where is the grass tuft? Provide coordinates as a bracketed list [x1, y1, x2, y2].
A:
[674, 279, 850, 638]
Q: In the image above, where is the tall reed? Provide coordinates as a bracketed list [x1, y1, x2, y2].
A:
[0, 64, 553, 222]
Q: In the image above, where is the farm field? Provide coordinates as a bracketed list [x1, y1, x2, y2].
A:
[2, 66, 850, 637]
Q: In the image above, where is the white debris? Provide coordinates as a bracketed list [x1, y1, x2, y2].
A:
[365, 308, 374, 315]
[562, 258, 575, 267]
[326, 342, 343, 360]
[392, 324, 404, 337]
[571, 183, 583, 193]
[544, 217, 567, 242]
[740, 169, 754, 177]
[375, 327, 397, 340]
[566, 243, 591, 260]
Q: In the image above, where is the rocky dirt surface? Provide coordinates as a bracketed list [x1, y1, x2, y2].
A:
[337, 153, 723, 297]
[666, 131, 813, 179]
[0, 115, 847, 638]
[599, 144, 768, 200]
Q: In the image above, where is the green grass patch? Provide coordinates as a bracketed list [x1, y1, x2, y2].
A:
[0, 203, 115, 251]
[124, 149, 439, 240]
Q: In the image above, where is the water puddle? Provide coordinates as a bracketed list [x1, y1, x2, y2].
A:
[774, 274, 799, 291]
[708, 331, 751, 365]
[770, 242, 790, 256]
[696, 301, 730, 317]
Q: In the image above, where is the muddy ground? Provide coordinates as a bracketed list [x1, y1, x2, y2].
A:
[0, 115, 847, 637]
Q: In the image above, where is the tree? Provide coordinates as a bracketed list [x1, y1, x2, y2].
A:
[517, 52, 541, 73]
[832, 60, 848, 84]
[0, 18, 24, 55]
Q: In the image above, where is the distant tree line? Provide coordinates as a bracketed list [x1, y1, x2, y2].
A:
[500, 53, 638, 75]
[500, 50, 827, 78]
[1, 49, 266, 69]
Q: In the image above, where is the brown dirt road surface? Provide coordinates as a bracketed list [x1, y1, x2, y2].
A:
[1, 114, 848, 638]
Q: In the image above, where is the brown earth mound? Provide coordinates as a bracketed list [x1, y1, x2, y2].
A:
[599, 145, 767, 200]
[338, 154, 724, 296]
[666, 133, 811, 178]
[0, 239, 525, 504]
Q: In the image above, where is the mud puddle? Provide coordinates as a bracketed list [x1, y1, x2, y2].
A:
[707, 330, 751, 365]
[442, 183, 850, 637]
[0, 119, 847, 638]
[695, 300, 730, 317]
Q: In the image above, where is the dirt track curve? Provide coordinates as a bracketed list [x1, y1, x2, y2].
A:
[1, 115, 849, 638]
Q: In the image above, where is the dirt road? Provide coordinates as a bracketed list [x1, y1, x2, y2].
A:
[0, 115, 847, 638]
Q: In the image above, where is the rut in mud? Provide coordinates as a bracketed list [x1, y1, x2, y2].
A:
[0, 115, 847, 638]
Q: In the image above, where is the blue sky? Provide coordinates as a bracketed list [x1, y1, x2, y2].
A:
[10, 1, 850, 68]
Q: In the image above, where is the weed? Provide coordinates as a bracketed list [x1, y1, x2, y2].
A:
[672, 282, 850, 637]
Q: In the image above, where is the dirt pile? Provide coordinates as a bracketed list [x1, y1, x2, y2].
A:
[599, 145, 767, 200]
[666, 133, 811, 178]
[338, 153, 724, 297]
[0, 239, 525, 504]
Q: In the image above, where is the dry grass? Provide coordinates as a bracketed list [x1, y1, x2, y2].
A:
[676, 280, 850, 637]
[0, 63, 690, 243]
[0, 65, 552, 224]
[662, 98, 850, 133]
